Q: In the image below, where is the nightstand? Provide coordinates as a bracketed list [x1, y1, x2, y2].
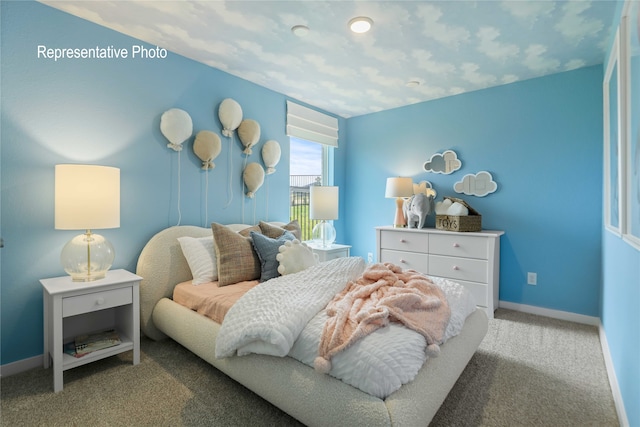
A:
[306, 243, 351, 262]
[40, 269, 141, 392]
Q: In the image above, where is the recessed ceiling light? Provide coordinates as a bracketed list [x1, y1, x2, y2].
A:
[348, 16, 373, 34]
[406, 80, 421, 88]
[291, 25, 310, 37]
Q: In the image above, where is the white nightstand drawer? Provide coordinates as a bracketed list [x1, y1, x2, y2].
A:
[429, 234, 488, 260]
[380, 249, 428, 274]
[428, 254, 488, 283]
[321, 249, 349, 261]
[63, 287, 132, 318]
[380, 231, 428, 252]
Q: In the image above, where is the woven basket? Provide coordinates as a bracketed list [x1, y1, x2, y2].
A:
[435, 196, 482, 232]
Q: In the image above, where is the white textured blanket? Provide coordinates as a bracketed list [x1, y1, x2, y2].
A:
[215, 257, 366, 358]
[216, 257, 477, 399]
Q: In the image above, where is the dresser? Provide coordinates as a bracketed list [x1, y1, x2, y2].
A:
[376, 226, 504, 318]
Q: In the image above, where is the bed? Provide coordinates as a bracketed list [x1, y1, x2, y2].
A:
[137, 222, 488, 427]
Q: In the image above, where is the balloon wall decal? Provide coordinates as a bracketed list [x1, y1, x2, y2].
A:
[262, 140, 281, 175]
[193, 130, 222, 170]
[238, 119, 261, 155]
[160, 108, 193, 151]
[218, 98, 243, 137]
[243, 162, 265, 198]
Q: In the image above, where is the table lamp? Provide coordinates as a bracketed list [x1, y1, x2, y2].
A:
[55, 164, 120, 281]
[385, 177, 414, 228]
[310, 185, 338, 247]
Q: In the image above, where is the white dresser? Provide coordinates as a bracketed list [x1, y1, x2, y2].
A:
[376, 226, 504, 318]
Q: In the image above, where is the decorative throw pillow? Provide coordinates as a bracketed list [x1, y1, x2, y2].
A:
[276, 240, 319, 276]
[250, 231, 296, 282]
[211, 222, 261, 286]
[177, 236, 217, 285]
[259, 220, 302, 240]
[238, 225, 261, 237]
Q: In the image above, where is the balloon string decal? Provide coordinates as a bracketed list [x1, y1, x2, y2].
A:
[176, 150, 182, 226]
[205, 169, 209, 227]
[265, 176, 269, 221]
[224, 134, 234, 208]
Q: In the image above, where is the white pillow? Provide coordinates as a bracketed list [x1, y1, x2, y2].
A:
[276, 240, 319, 276]
[177, 236, 217, 285]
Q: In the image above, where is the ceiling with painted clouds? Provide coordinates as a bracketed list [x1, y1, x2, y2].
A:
[41, 1, 618, 118]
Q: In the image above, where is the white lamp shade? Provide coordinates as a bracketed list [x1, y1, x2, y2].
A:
[310, 186, 339, 220]
[385, 177, 414, 198]
[55, 164, 120, 230]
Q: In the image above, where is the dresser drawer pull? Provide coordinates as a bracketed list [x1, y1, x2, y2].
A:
[96, 297, 105, 305]
[453, 243, 460, 248]
[400, 239, 406, 243]
[400, 259, 406, 264]
[453, 266, 459, 270]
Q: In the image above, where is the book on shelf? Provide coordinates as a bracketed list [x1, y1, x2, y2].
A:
[64, 329, 121, 358]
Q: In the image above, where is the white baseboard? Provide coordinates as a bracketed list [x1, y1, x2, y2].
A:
[499, 300, 628, 427]
[498, 301, 599, 326]
[0, 354, 43, 377]
[599, 323, 630, 427]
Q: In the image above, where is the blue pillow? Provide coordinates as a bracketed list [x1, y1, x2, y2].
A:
[250, 230, 295, 282]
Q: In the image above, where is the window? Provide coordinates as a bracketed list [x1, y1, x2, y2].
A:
[289, 138, 331, 240]
[286, 101, 339, 241]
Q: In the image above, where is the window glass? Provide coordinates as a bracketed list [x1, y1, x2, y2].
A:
[289, 137, 328, 240]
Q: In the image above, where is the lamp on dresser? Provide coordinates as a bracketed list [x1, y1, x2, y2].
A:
[385, 177, 413, 228]
[55, 164, 120, 282]
[310, 185, 338, 247]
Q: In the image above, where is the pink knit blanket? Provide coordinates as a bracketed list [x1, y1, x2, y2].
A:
[314, 263, 451, 373]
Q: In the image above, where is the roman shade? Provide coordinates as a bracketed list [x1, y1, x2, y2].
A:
[286, 101, 339, 147]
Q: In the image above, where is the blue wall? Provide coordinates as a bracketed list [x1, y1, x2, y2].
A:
[599, 2, 640, 425]
[343, 67, 604, 317]
[0, 1, 346, 364]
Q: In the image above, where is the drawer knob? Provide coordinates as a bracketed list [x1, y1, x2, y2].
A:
[453, 243, 460, 248]
[96, 297, 105, 305]
[400, 259, 406, 264]
[453, 266, 459, 271]
[400, 239, 406, 243]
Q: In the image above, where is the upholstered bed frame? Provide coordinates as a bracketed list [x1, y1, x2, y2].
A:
[137, 224, 489, 426]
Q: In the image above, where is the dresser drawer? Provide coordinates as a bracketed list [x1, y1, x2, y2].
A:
[429, 234, 488, 259]
[380, 249, 428, 275]
[63, 287, 132, 318]
[428, 254, 488, 283]
[380, 230, 428, 252]
[452, 279, 489, 307]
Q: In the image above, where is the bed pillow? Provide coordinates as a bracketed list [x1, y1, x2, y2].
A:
[259, 220, 302, 240]
[250, 230, 296, 282]
[211, 222, 261, 286]
[177, 236, 217, 285]
[276, 240, 319, 276]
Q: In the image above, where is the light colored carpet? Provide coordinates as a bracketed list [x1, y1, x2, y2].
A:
[1, 309, 618, 426]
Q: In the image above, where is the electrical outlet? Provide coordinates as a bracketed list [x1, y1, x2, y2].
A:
[527, 272, 537, 285]
[367, 252, 373, 263]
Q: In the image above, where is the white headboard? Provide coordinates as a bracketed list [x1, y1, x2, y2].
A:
[136, 223, 285, 340]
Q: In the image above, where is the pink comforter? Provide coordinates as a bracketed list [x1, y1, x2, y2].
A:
[315, 263, 451, 373]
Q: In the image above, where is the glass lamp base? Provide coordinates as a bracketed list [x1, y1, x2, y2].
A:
[61, 231, 115, 282]
[312, 221, 336, 248]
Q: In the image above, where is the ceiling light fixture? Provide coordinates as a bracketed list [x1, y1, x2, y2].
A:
[349, 16, 373, 34]
[291, 25, 310, 37]
[406, 80, 421, 88]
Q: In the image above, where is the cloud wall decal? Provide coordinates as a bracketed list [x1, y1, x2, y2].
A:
[454, 171, 498, 197]
[423, 150, 461, 174]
